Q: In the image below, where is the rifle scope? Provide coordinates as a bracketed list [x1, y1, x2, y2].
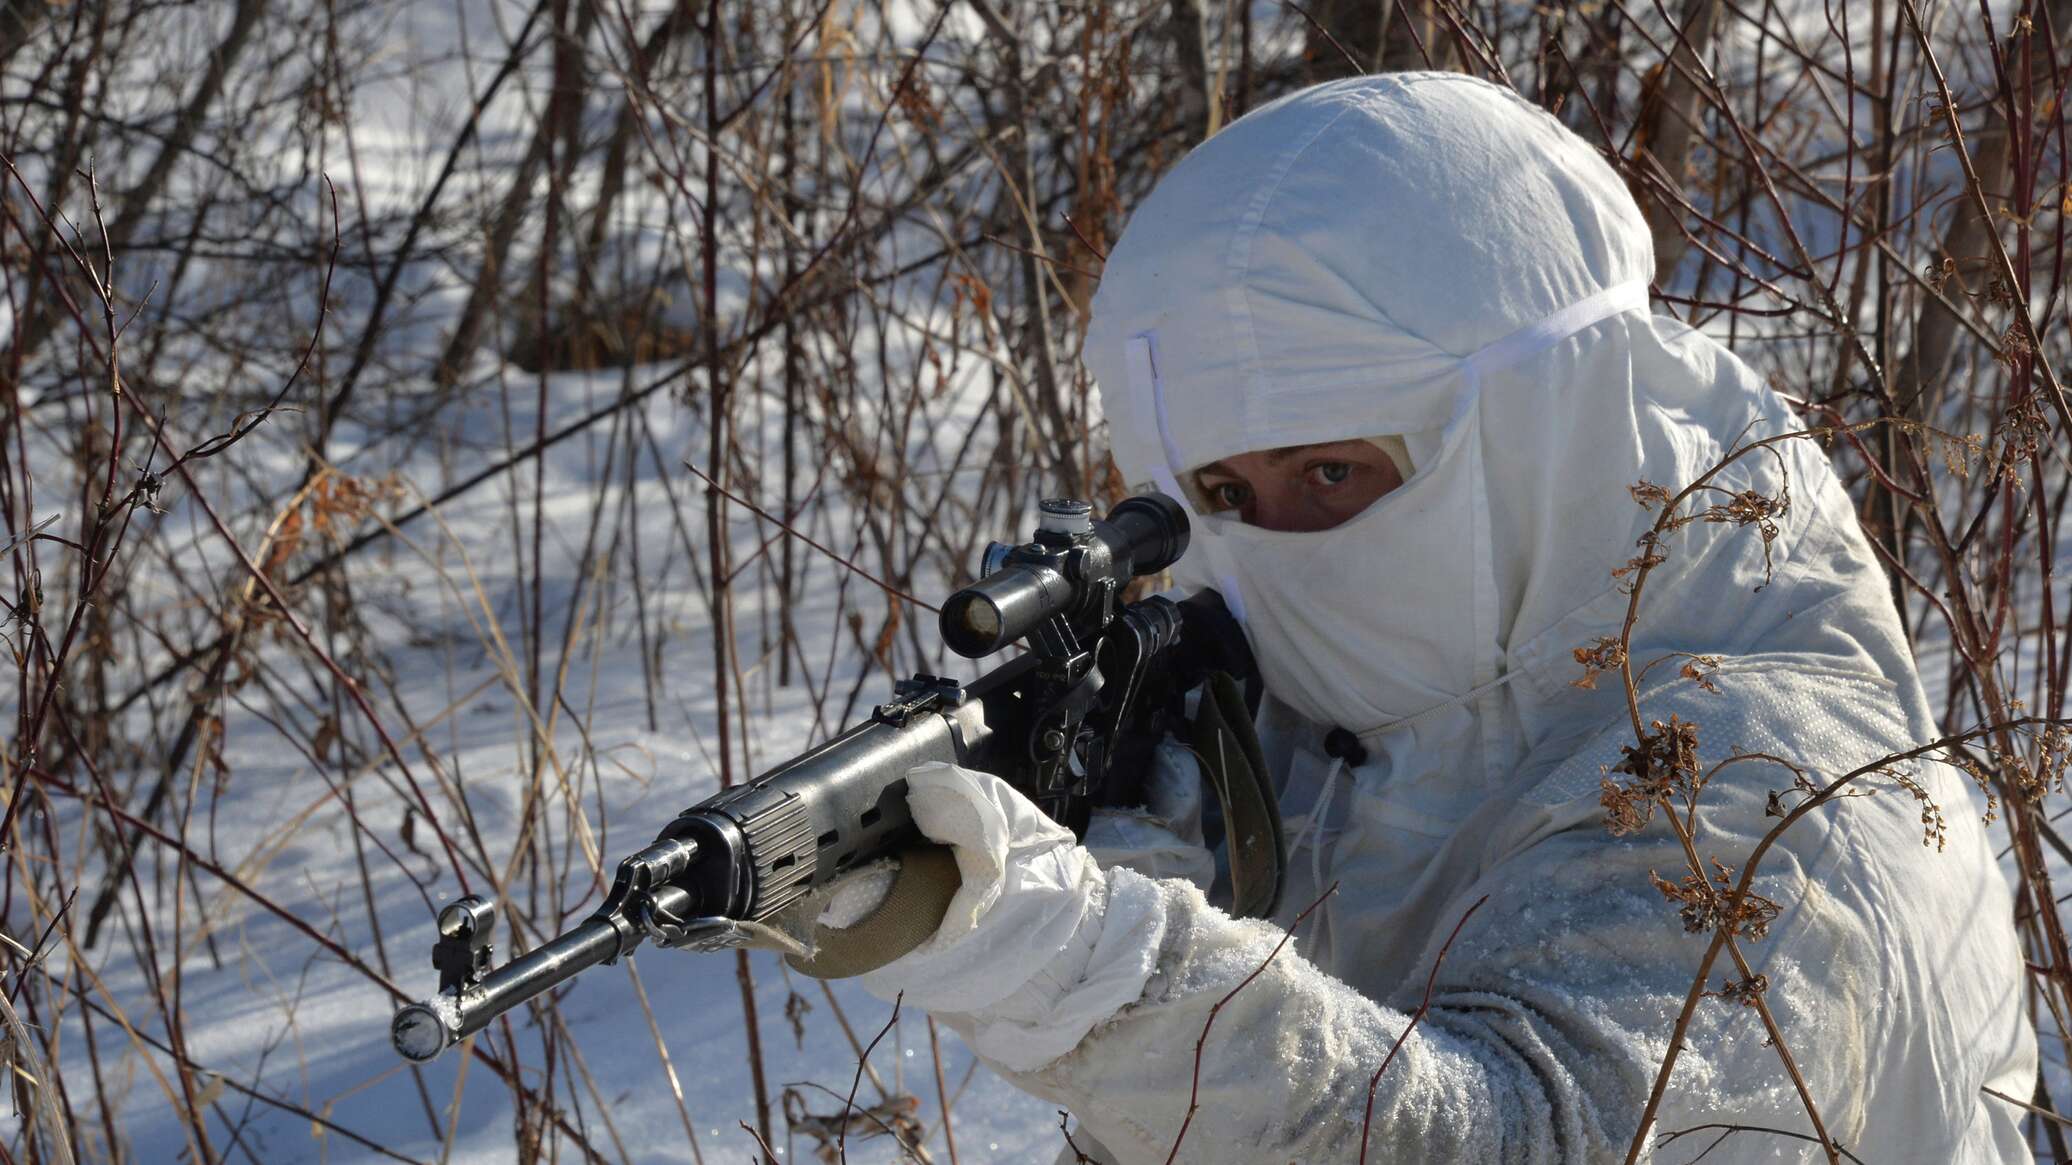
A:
[939, 493, 1189, 658]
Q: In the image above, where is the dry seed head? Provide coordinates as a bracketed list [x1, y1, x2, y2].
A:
[1995, 394, 2048, 463]
[1871, 765, 1949, 851]
[1600, 775, 1654, 837]
[1678, 654, 1724, 693]
[2014, 725, 2072, 801]
[1611, 548, 1668, 593]
[1994, 322, 2034, 368]
[1611, 716, 1704, 799]
[1696, 482, 1791, 586]
[1706, 973, 1770, 1007]
[1950, 750, 2003, 824]
[892, 74, 941, 130]
[1629, 479, 1675, 509]
[1570, 636, 1628, 690]
[1650, 860, 1780, 939]
[1601, 716, 1707, 835]
[1701, 488, 1789, 541]
[1923, 427, 1983, 479]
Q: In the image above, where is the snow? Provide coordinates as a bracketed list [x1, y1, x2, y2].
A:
[0, 3, 1067, 1159]
[44, 383, 1067, 1164]
[821, 863, 901, 930]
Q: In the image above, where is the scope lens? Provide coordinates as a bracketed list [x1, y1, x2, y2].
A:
[947, 595, 1001, 647]
[979, 541, 1013, 577]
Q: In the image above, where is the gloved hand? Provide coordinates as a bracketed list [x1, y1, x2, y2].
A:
[1082, 737, 1217, 890]
[788, 762, 1169, 1071]
[786, 739, 1206, 979]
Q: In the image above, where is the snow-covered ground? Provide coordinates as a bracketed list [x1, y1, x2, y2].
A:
[61, 377, 1067, 1164]
[2, 1, 1071, 1157]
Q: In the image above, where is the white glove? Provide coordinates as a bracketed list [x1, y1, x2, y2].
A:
[856, 762, 1168, 1071]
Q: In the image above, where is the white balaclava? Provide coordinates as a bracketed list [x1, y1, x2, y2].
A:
[1088, 74, 1844, 797]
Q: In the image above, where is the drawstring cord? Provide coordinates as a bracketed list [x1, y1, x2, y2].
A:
[1345, 667, 1524, 742]
[1285, 754, 1348, 897]
[1292, 669, 1527, 887]
[1285, 726, 1366, 894]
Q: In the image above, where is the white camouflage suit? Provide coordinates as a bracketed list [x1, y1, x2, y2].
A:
[853, 73, 2037, 1163]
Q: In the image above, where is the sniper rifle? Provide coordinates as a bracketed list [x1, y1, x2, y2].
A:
[390, 492, 1270, 1063]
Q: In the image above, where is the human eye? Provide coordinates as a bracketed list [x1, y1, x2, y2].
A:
[1306, 461, 1354, 488]
[1206, 480, 1252, 511]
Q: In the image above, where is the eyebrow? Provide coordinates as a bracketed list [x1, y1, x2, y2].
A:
[1196, 444, 1341, 477]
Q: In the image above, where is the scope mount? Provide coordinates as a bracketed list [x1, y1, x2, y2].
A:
[987, 498, 1126, 827]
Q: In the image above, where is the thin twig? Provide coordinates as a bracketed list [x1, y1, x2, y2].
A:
[1357, 894, 1489, 1164]
[1163, 883, 1337, 1164]
[840, 992, 905, 1164]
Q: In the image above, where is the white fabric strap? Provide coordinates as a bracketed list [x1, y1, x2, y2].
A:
[1125, 334, 1190, 508]
[1128, 331, 1249, 623]
[1460, 278, 1650, 388]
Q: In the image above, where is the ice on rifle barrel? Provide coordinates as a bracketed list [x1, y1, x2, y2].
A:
[391, 1000, 456, 1063]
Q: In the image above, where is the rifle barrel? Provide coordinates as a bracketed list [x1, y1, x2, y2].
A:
[392, 915, 624, 1062]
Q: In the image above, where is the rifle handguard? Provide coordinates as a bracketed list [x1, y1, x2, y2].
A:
[785, 845, 962, 980]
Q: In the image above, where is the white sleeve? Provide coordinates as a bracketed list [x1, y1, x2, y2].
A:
[947, 863, 1634, 1164]
[941, 785, 1919, 1164]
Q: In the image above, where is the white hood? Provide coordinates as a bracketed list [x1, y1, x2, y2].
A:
[1088, 73, 1856, 789]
